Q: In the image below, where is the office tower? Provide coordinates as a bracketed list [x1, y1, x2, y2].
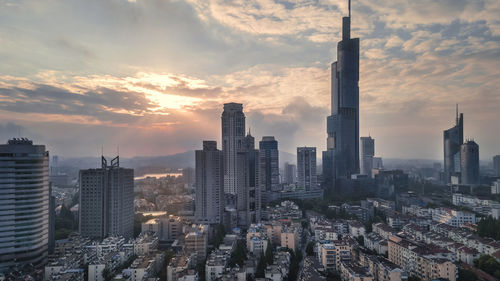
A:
[51, 155, 58, 175]
[236, 133, 261, 228]
[195, 141, 224, 225]
[259, 136, 280, 203]
[222, 103, 246, 195]
[297, 147, 317, 191]
[460, 140, 479, 185]
[323, 0, 360, 186]
[444, 106, 464, 183]
[283, 162, 297, 184]
[0, 138, 49, 272]
[360, 136, 375, 177]
[493, 155, 500, 177]
[79, 156, 134, 239]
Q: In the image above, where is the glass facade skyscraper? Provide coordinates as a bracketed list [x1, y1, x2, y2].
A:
[0, 138, 49, 272]
[323, 1, 360, 186]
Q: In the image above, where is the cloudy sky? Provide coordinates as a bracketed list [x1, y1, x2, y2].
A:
[0, 0, 499, 160]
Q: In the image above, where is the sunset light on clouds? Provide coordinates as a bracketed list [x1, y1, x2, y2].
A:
[0, 0, 499, 159]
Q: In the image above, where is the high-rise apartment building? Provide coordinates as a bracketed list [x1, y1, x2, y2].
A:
[236, 133, 261, 228]
[283, 162, 297, 184]
[493, 155, 500, 177]
[360, 136, 375, 178]
[297, 147, 317, 191]
[0, 138, 50, 272]
[222, 103, 246, 195]
[79, 156, 134, 239]
[444, 106, 464, 184]
[460, 140, 480, 185]
[259, 136, 280, 203]
[323, 1, 360, 186]
[195, 141, 224, 225]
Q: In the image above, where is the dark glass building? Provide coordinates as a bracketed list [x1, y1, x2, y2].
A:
[443, 107, 463, 183]
[323, 0, 360, 186]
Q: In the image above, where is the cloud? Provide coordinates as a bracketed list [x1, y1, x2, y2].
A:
[0, 0, 499, 159]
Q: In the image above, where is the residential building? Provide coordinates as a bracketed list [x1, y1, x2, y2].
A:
[340, 262, 373, 281]
[460, 140, 480, 185]
[79, 156, 134, 239]
[195, 141, 224, 225]
[283, 162, 296, 184]
[259, 136, 280, 203]
[222, 102, 246, 196]
[297, 147, 317, 191]
[493, 155, 500, 177]
[360, 136, 375, 177]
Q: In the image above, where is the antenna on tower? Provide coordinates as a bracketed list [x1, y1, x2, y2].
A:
[456, 104, 459, 124]
[348, 0, 351, 18]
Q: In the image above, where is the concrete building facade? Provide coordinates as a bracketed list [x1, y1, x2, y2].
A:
[79, 156, 134, 239]
[195, 141, 224, 225]
[297, 147, 317, 191]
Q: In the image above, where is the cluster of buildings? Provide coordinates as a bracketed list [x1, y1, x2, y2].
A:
[45, 233, 164, 281]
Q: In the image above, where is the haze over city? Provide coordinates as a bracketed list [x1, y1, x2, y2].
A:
[1, 0, 499, 159]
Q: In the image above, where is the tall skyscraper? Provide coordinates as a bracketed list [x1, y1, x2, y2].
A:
[460, 140, 479, 185]
[283, 162, 297, 184]
[259, 136, 280, 203]
[222, 103, 246, 195]
[0, 138, 49, 272]
[79, 156, 134, 239]
[444, 106, 464, 184]
[236, 133, 261, 227]
[297, 147, 317, 191]
[323, 0, 360, 186]
[493, 155, 500, 177]
[360, 136, 375, 177]
[195, 141, 224, 225]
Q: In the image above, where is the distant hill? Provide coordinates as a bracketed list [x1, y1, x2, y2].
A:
[58, 150, 297, 171]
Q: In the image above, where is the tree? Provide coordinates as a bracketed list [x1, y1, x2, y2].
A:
[458, 268, 478, 281]
[228, 240, 247, 267]
[477, 216, 500, 240]
[306, 242, 314, 256]
[474, 255, 500, 279]
[256, 253, 266, 278]
[211, 224, 226, 248]
[265, 242, 273, 266]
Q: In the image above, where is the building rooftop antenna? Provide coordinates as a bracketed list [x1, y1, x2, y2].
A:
[348, 0, 351, 18]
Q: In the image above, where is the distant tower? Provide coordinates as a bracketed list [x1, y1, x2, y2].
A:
[444, 105, 463, 184]
[195, 141, 224, 225]
[460, 140, 480, 185]
[236, 133, 260, 228]
[79, 156, 134, 239]
[493, 155, 500, 177]
[259, 136, 280, 203]
[222, 103, 246, 195]
[0, 138, 50, 272]
[297, 147, 317, 191]
[360, 136, 375, 177]
[283, 162, 297, 185]
[323, 0, 360, 187]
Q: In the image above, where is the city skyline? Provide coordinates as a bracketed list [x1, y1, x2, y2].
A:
[0, 0, 499, 160]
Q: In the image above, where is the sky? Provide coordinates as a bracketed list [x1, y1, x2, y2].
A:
[0, 0, 499, 160]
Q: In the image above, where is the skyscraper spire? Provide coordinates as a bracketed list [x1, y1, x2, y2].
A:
[456, 104, 459, 125]
[348, 0, 351, 18]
